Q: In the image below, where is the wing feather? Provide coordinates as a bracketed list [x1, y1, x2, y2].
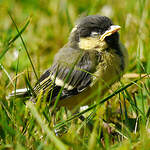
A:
[33, 48, 101, 103]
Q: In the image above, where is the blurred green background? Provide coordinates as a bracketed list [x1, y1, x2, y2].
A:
[0, 0, 150, 149]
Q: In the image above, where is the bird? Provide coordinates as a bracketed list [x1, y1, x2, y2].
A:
[9, 15, 128, 111]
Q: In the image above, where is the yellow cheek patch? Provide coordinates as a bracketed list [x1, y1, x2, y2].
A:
[79, 37, 108, 51]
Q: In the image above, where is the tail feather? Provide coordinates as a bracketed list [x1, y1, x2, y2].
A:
[7, 88, 31, 99]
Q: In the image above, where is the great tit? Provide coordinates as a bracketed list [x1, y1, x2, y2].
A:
[9, 15, 128, 110]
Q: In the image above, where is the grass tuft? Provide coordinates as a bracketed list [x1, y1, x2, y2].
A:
[0, 0, 150, 149]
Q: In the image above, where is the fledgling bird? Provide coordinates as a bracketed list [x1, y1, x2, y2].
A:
[9, 15, 128, 110]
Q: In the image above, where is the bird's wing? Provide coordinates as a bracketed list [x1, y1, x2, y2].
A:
[33, 46, 101, 103]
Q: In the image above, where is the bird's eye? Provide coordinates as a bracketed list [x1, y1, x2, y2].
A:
[90, 31, 99, 37]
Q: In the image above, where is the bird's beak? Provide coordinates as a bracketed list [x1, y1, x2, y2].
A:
[99, 25, 121, 41]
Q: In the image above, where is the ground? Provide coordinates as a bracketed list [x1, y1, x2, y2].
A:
[0, 0, 150, 149]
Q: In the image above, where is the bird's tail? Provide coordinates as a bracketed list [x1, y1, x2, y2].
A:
[7, 88, 31, 99]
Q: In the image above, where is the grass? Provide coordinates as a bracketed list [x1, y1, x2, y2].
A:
[0, 0, 150, 149]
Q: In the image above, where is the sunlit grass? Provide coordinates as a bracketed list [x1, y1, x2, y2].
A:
[0, 0, 150, 149]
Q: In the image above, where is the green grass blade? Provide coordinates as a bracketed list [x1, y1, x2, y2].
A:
[8, 12, 39, 81]
[24, 75, 36, 97]
[0, 63, 15, 87]
[54, 75, 148, 129]
[26, 101, 68, 150]
[8, 20, 30, 46]
[0, 20, 30, 61]
[14, 49, 20, 97]
[65, 4, 73, 31]
[0, 46, 11, 61]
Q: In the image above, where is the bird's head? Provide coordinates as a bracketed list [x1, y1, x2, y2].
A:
[69, 15, 120, 51]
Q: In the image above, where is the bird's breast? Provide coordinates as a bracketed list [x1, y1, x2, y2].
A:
[90, 50, 123, 88]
